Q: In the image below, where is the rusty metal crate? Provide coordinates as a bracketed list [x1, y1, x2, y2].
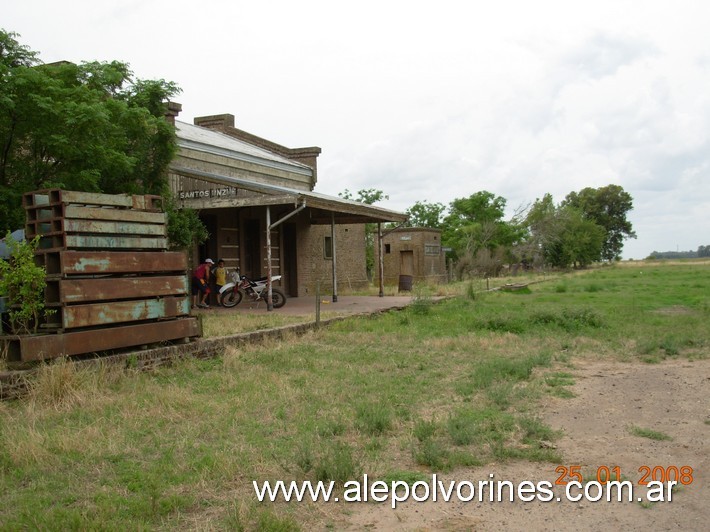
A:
[6, 189, 201, 364]
[35, 233, 168, 253]
[26, 217, 167, 240]
[23, 189, 162, 211]
[45, 276, 188, 304]
[36, 250, 187, 277]
[25, 206, 166, 239]
[3, 318, 200, 363]
[43, 296, 190, 330]
[24, 189, 168, 252]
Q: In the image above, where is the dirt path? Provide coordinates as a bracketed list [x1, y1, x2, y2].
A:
[340, 358, 710, 530]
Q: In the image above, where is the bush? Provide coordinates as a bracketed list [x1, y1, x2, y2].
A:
[0, 234, 52, 334]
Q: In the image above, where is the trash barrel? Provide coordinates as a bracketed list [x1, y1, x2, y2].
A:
[398, 274, 413, 292]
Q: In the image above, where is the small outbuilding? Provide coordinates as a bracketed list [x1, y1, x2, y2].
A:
[377, 227, 447, 290]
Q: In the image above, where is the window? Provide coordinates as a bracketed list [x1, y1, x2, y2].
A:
[424, 244, 440, 256]
[324, 236, 333, 259]
[385, 244, 391, 254]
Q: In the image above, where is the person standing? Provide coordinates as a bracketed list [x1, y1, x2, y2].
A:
[213, 259, 227, 306]
[192, 258, 213, 309]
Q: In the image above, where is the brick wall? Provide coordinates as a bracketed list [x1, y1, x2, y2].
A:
[296, 222, 368, 296]
[377, 228, 447, 285]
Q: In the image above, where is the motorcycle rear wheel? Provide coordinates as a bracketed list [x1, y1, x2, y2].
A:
[270, 288, 287, 309]
[221, 288, 243, 308]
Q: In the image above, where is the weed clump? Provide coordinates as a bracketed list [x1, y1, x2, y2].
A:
[314, 442, 359, 483]
[470, 353, 551, 392]
[355, 402, 393, 436]
[226, 501, 299, 532]
[629, 425, 672, 441]
[466, 281, 477, 300]
[481, 315, 525, 334]
[413, 418, 438, 442]
[447, 408, 515, 446]
[413, 438, 450, 471]
[410, 284, 434, 315]
[530, 307, 604, 331]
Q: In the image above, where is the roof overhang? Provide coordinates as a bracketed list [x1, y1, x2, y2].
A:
[171, 165, 407, 225]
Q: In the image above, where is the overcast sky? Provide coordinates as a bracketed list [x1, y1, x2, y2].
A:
[5, 1, 710, 258]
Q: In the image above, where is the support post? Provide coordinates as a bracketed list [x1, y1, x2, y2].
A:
[266, 206, 273, 311]
[331, 211, 338, 303]
[315, 280, 321, 327]
[378, 222, 384, 297]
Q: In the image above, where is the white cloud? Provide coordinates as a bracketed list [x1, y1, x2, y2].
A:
[4, 0, 710, 258]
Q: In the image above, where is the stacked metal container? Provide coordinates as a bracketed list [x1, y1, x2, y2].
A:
[4, 189, 200, 363]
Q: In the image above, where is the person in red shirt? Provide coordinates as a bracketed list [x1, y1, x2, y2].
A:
[192, 258, 214, 308]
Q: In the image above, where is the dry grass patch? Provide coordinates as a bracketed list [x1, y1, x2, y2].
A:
[3, 263, 709, 529]
[653, 305, 693, 315]
[200, 312, 311, 337]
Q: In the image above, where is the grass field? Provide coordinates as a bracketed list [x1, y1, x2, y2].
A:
[0, 261, 708, 529]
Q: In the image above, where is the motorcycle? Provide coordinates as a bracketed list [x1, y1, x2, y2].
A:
[219, 269, 287, 309]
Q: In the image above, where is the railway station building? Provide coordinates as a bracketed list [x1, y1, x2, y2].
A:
[165, 103, 407, 298]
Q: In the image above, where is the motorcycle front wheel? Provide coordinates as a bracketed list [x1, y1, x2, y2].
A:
[270, 288, 287, 309]
[221, 288, 243, 308]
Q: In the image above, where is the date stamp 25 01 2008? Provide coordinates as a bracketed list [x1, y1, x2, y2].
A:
[555, 465, 694, 486]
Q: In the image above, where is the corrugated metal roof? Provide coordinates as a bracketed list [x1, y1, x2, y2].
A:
[175, 121, 313, 175]
[171, 166, 407, 224]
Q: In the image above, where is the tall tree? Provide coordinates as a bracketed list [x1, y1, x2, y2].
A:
[543, 207, 605, 268]
[563, 184, 636, 261]
[442, 191, 523, 260]
[404, 200, 445, 228]
[521, 193, 608, 269]
[0, 29, 181, 234]
[339, 188, 388, 205]
[339, 188, 388, 279]
[518, 193, 560, 266]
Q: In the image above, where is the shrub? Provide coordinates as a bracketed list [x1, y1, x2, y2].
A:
[0, 234, 52, 334]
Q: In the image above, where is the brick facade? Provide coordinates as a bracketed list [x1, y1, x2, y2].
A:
[297, 223, 368, 295]
[167, 107, 385, 298]
[377, 227, 447, 286]
[190, 205, 368, 297]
